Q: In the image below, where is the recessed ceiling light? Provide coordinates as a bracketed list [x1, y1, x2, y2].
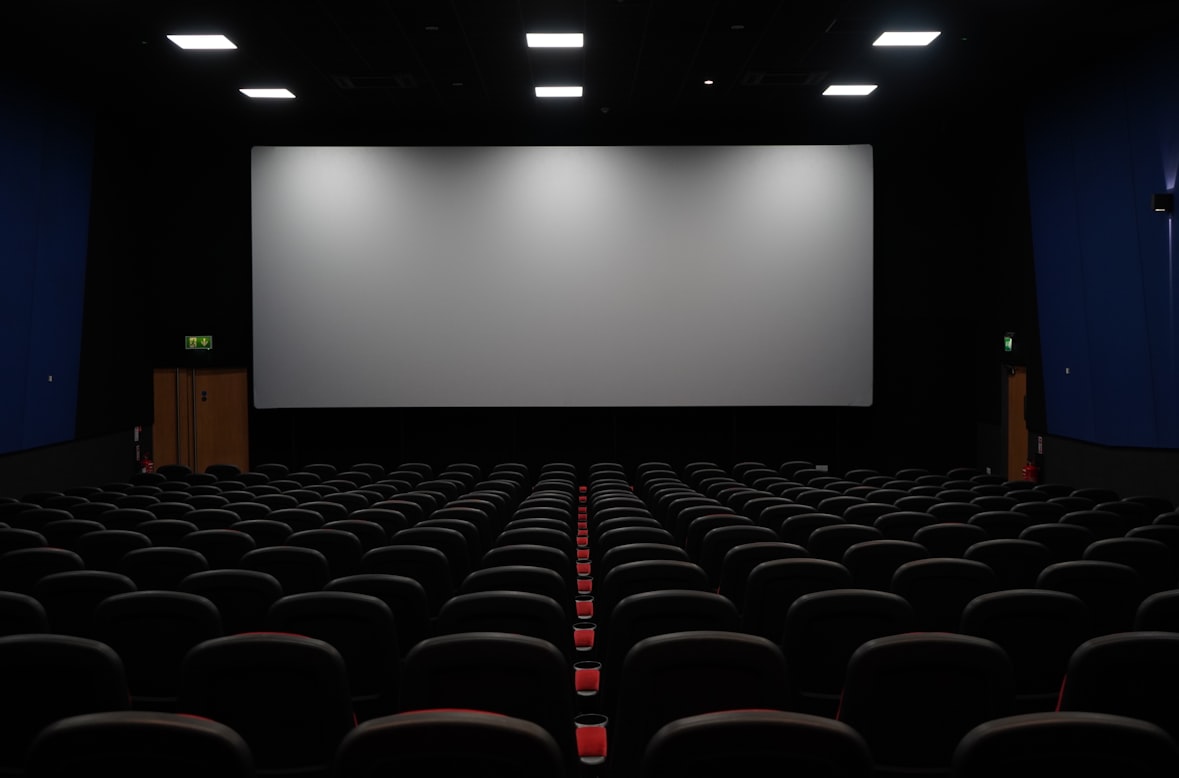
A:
[167, 34, 237, 50]
[703, 79, 714, 85]
[535, 86, 583, 98]
[240, 88, 296, 99]
[527, 33, 584, 48]
[873, 31, 941, 46]
[822, 84, 878, 96]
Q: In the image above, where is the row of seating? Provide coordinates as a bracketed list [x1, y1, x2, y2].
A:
[7, 625, 1179, 777]
[2, 457, 1177, 674]
[2, 458, 1177, 776]
[20, 707, 1179, 778]
[0, 459, 603, 773]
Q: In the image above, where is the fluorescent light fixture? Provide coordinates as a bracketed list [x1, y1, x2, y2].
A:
[240, 88, 296, 99]
[823, 84, 878, 96]
[526, 33, 584, 48]
[873, 31, 941, 46]
[704, 79, 715, 85]
[535, 86, 583, 98]
[167, 34, 237, 50]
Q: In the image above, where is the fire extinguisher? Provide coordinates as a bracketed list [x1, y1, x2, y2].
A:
[1021, 461, 1039, 483]
[139, 453, 155, 474]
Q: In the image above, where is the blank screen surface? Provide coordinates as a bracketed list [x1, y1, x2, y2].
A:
[251, 145, 873, 408]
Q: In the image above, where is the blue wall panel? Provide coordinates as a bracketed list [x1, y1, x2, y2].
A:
[1124, 54, 1179, 447]
[1026, 93, 1096, 443]
[25, 106, 93, 447]
[0, 83, 93, 455]
[1071, 76, 1157, 446]
[1027, 38, 1179, 449]
[0, 88, 41, 453]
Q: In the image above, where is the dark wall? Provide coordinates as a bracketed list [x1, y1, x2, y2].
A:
[0, 83, 1040, 487]
[0, 430, 133, 498]
[1043, 434, 1179, 508]
[74, 108, 154, 442]
[117, 97, 1034, 475]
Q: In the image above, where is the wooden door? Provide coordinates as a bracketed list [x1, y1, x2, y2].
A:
[193, 369, 249, 473]
[153, 368, 249, 472]
[1005, 366, 1028, 481]
[152, 368, 193, 468]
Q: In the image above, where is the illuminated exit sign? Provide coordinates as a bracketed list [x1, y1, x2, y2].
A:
[185, 335, 213, 351]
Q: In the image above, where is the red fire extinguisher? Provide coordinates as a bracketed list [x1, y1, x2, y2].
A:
[139, 453, 155, 474]
[1021, 461, 1039, 483]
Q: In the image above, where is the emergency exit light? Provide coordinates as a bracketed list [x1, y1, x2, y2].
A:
[185, 335, 213, 351]
[1003, 333, 1014, 353]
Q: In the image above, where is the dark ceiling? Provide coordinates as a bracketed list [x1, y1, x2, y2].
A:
[7, 1, 1179, 143]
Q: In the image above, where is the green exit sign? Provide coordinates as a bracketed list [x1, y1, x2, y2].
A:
[1003, 334, 1014, 353]
[185, 335, 213, 351]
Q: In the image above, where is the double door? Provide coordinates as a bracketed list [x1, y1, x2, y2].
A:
[152, 368, 249, 473]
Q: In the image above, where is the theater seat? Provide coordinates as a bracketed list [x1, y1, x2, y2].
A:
[842, 540, 928, 590]
[117, 546, 209, 590]
[266, 591, 400, 720]
[959, 589, 1092, 712]
[740, 558, 852, 641]
[0, 547, 84, 594]
[0, 590, 48, 636]
[335, 709, 566, 778]
[1057, 631, 1179, 743]
[783, 589, 914, 716]
[836, 632, 1013, 776]
[715, 541, 808, 607]
[179, 569, 284, 634]
[460, 565, 572, 620]
[33, 570, 137, 637]
[697, 525, 779, 588]
[1082, 537, 1176, 592]
[92, 590, 223, 711]
[435, 590, 573, 659]
[325, 573, 430, 657]
[891, 558, 997, 632]
[25, 710, 253, 778]
[953, 711, 1179, 778]
[597, 560, 709, 627]
[640, 709, 872, 778]
[1036, 560, 1145, 635]
[239, 546, 331, 595]
[606, 630, 792, 778]
[398, 632, 581, 774]
[0, 634, 129, 773]
[600, 591, 741, 712]
[179, 632, 355, 778]
[963, 539, 1053, 589]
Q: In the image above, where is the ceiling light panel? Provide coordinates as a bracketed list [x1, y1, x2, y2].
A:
[240, 88, 296, 99]
[873, 31, 941, 46]
[823, 84, 878, 96]
[535, 86, 583, 98]
[527, 33, 584, 48]
[167, 34, 237, 50]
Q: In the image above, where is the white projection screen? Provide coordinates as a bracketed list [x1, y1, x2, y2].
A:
[251, 145, 873, 408]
